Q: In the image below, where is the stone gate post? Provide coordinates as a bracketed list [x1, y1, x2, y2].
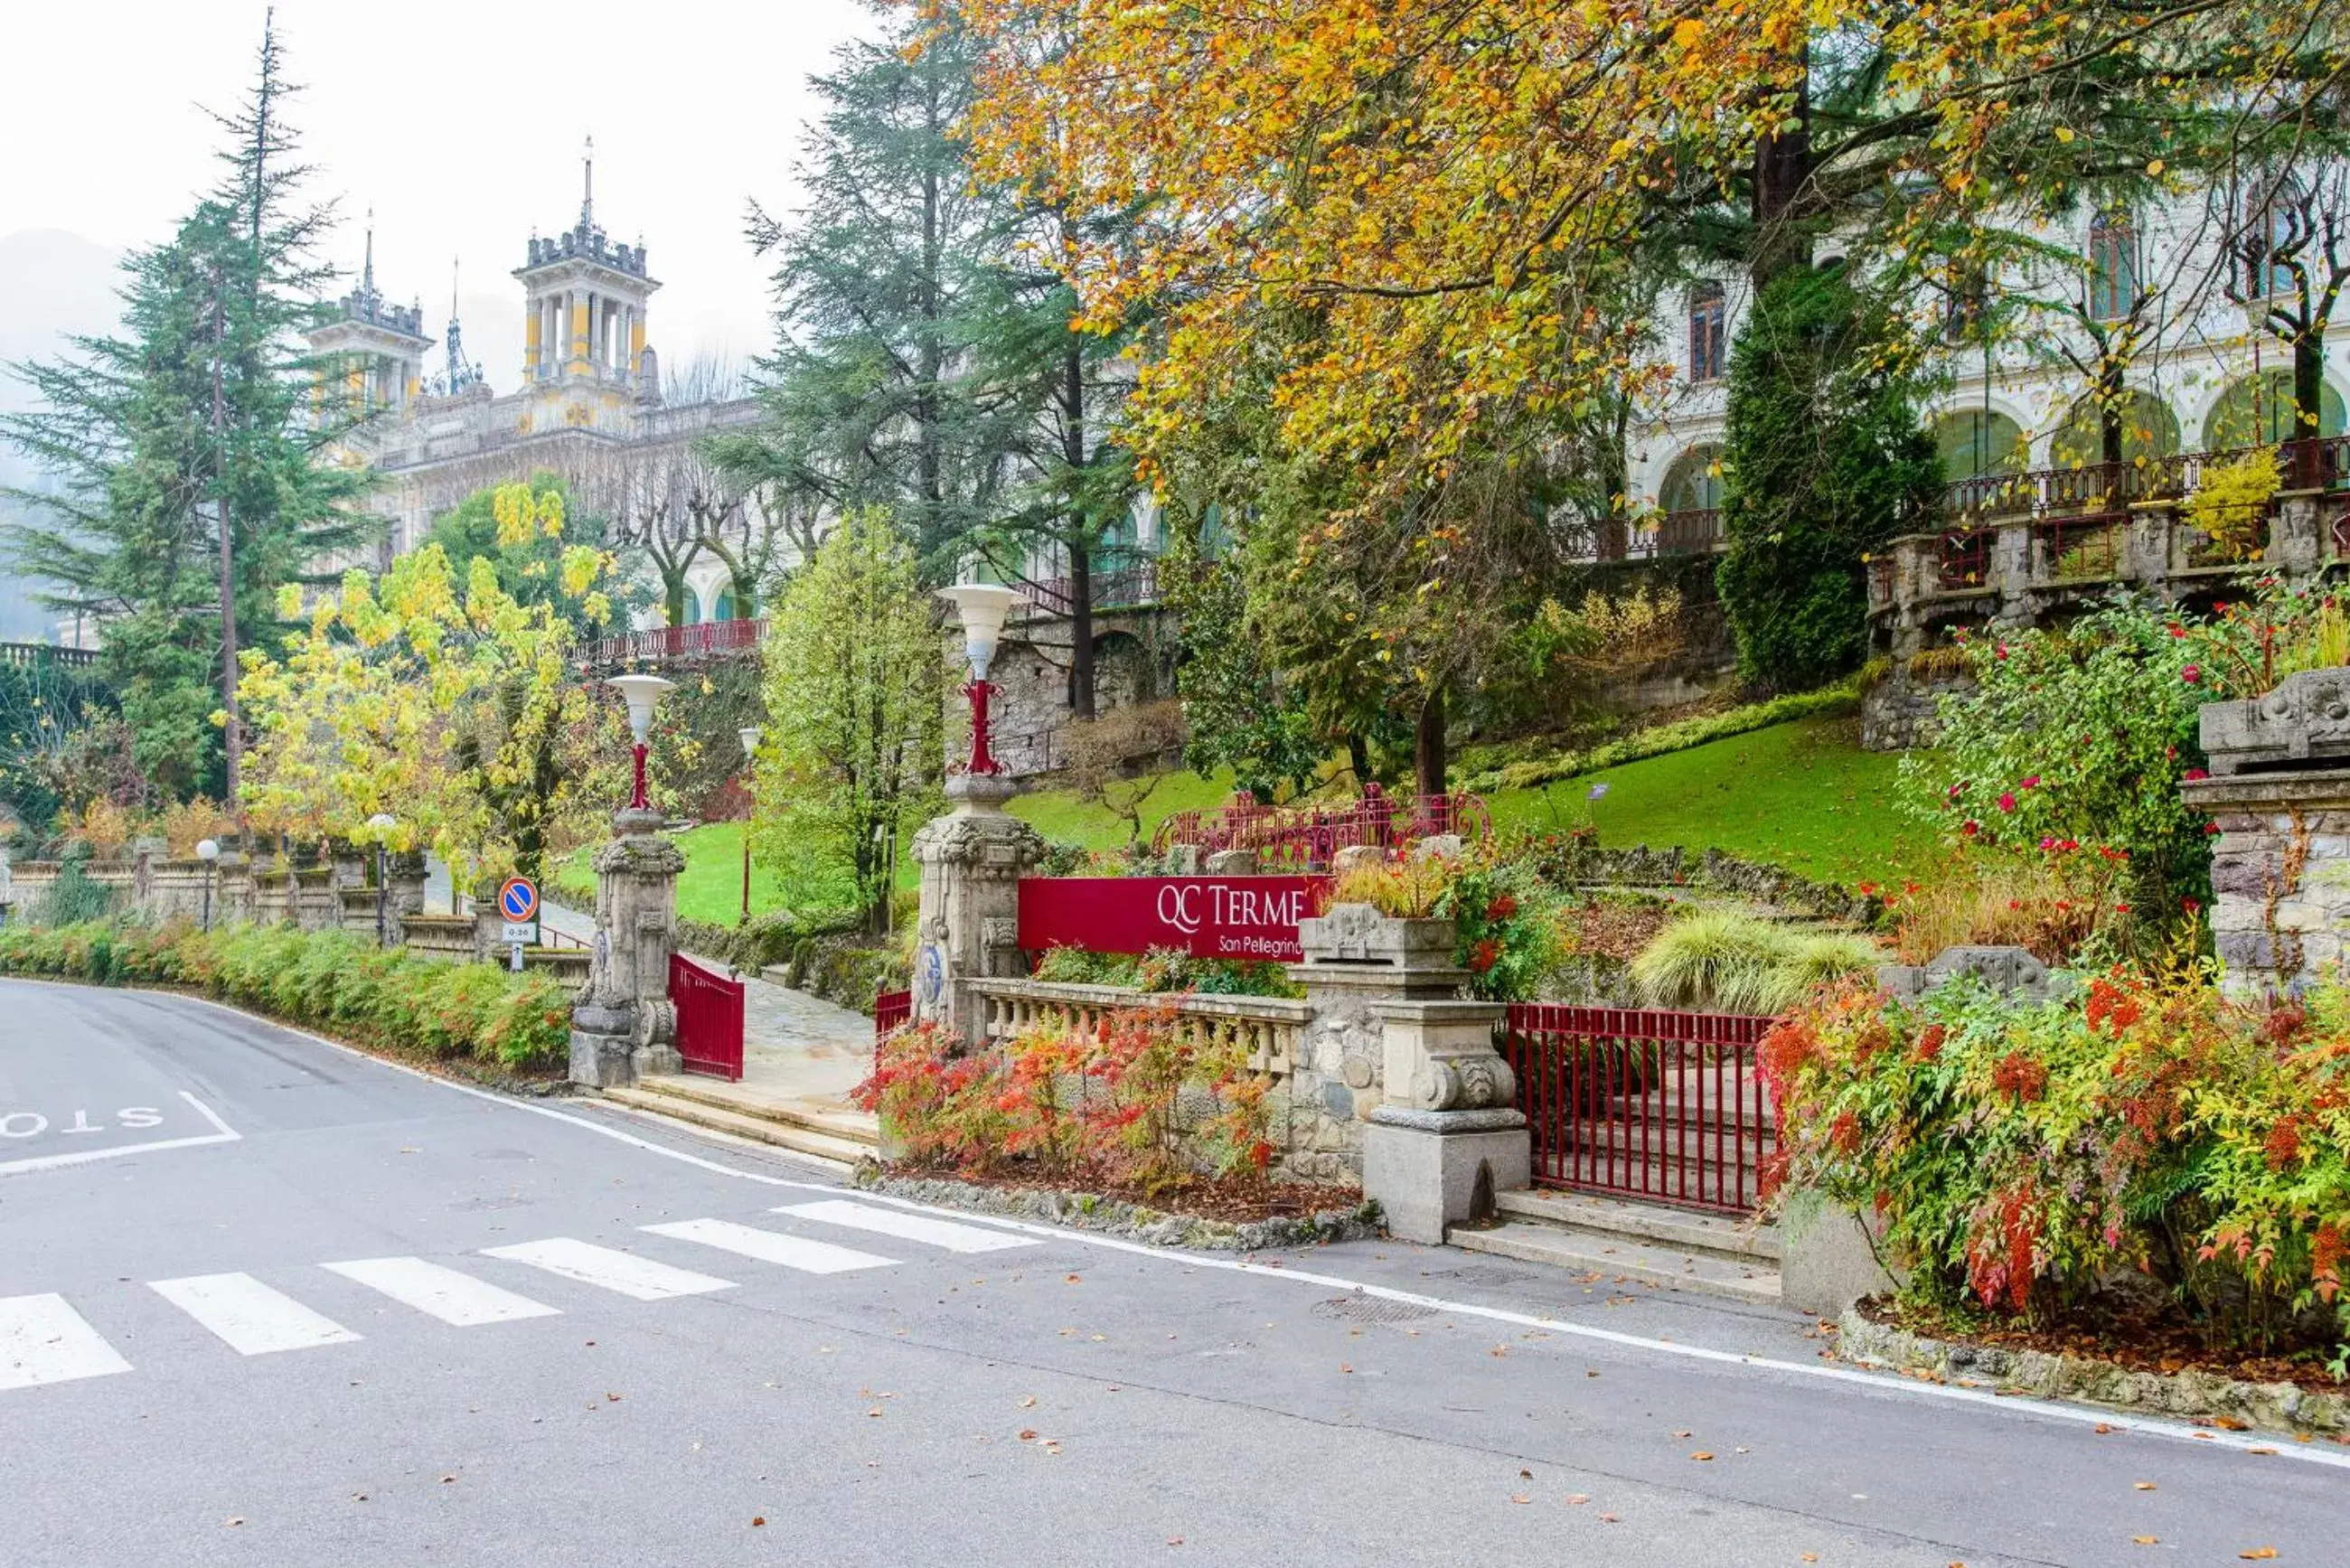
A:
[910, 775, 1046, 1047]
[1291, 903, 1528, 1244]
[569, 805, 685, 1087]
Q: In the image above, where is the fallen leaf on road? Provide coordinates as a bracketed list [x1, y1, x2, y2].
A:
[1020, 1396, 1037, 1408]
[1597, 1513, 1620, 1524]
[352, 1494, 367, 1503]
[2132, 1538, 2158, 1546]
[1673, 1430, 1692, 1439]
[2135, 1481, 2157, 1490]
[1340, 1364, 1353, 1374]
[1510, 1495, 1531, 1505]
[606, 1393, 622, 1402]
[2210, 1417, 2250, 1432]
[439, 1475, 457, 1484]
[1801, 1555, 1819, 1563]
[751, 1516, 766, 1527]
[2094, 1423, 2114, 1434]
[1019, 1429, 1039, 1441]
[1167, 1538, 1182, 1547]
[2239, 1551, 2278, 1561]
[224, 1518, 244, 1527]
[1518, 1469, 1532, 1479]
[1065, 1273, 1082, 1283]
[866, 1408, 884, 1418]
[1565, 1495, 1589, 1506]
[1689, 1452, 1715, 1461]
[2248, 1447, 2278, 1456]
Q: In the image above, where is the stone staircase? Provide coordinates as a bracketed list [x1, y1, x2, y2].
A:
[601, 1074, 879, 1167]
[1449, 1188, 1781, 1306]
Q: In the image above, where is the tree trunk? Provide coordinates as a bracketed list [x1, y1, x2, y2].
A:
[1069, 540, 1096, 722]
[663, 568, 691, 628]
[1748, 46, 1813, 293]
[1346, 733, 1372, 790]
[1414, 685, 1447, 800]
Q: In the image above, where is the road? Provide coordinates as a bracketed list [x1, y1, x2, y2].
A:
[2, 977, 2340, 1567]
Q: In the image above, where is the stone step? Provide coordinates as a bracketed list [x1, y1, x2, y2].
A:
[1494, 1188, 1781, 1263]
[628, 1073, 879, 1145]
[1449, 1219, 1781, 1306]
[599, 1086, 874, 1168]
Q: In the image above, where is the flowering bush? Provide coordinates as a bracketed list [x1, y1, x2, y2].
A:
[853, 1002, 1277, 1190]
[1765, 971, 2350, 1358]
[0, 919, 572, 1070]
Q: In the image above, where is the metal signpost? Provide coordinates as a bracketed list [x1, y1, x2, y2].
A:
[497, 876, 540, 973]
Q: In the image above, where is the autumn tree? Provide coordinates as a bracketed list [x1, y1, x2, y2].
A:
[238, 486, 625, 887]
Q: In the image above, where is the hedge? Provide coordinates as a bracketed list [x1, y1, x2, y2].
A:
[0, 919, 573, 1071]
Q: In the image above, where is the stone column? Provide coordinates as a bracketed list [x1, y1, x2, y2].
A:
[569, 806, 687, 1087]
[910, 775, 1048, 1047]
[1289, 902, 1528, 1244]
[2187, 668, 2350, 999]
[384, 850, 428, 947]
[2269, 489, 2326, 576]
[2126, 499, 2175, 588]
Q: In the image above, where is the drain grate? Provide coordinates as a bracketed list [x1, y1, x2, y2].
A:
[1423, 1263, 1538, 1288]
[1311, 1293, 1441, 1324]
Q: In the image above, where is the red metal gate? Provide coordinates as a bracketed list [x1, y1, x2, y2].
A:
[873, 988, 911, 1042]
[1500, 1003, 1773, 1215]
[669, 953, 745, 1082]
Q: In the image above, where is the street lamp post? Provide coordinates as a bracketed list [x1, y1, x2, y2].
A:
[937, 585, 1019, 778]
[736, 725, 763, 925]
[195, 838, 220, 933]
[366, 813, 398, 947]
[605, 674, 675, 813]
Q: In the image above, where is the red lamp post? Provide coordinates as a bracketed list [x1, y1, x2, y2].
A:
[938, 584, 1020, 779]
[606, 673, 674, 812]
[737, 724, 763, 924]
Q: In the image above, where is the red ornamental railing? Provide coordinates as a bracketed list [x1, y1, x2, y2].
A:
[1937, 527, 1992, 590]
[669, 952, 746, 1082]
[1013, 563, 1161, 621]
[1150, 784, 1491, 871]
[587, 617, 765, 670]
[873, 988, 912, 1043]
[1500, 1003, 1775, 1215]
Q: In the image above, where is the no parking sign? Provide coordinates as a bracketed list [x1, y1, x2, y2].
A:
[497, 876, 540, 949]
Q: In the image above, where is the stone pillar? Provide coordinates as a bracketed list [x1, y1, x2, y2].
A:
[569, 806, 687, 1087]
[910, 775, 1047, 1047]
[2126, 499, 2175, 587]
[2269, 490, 2326, 576]
[384, 850, 428, 947]
[1289, 902, 1528, 1244]
[1993, 518, 2033, 619]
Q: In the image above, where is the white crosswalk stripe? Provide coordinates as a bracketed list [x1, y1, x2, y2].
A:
[0, 1293, 133, 1390]
[644, 1217, 896, 1274]
[149, 1272, 361, 1356]
[776, 1199, 1038, 1254]
[482, 1238, 737, 1301]
[321, 1257, 562, 1326]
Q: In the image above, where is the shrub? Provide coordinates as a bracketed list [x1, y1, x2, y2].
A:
[0, 919, 570, 1072]
[1318, 854, 1454, 919]
[1766, 971, 2350, 1358]
[1629, 908, 1880, 1014]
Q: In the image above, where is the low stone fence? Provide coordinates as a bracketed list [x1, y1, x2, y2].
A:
[967, 977, 1311, 1073]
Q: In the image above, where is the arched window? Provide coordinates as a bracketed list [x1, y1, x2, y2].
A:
[2203, 370, 2346, 449]
[1932, 411, 2023, 479]
[1659, 446, 1725, 512]
[2241, 178, 2304, 300]
[1687, 283, 1726, 383]
[2085, 210, 2140, 324]
[2050, 390, 2180, 469]
[711, 586, 738, 623]
[679, 588, 703, 626]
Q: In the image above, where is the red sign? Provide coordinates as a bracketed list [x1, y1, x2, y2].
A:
[1018, 877, 1330, 963]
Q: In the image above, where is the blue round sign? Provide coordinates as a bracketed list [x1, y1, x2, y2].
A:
[497, 877, 540, 923]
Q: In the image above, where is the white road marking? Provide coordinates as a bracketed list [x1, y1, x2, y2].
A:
[321, 1257, 560, 1326]
[0, 1092, 240, 1178]
[118, 986, 2350, 1472]
[643, 1218, 895, 1274]
[149, 1272, 360, 1356]
[776, 1198, 1038, 1254]
[482, 1238, 737, 1300]
[0, 1294, 133, 1390]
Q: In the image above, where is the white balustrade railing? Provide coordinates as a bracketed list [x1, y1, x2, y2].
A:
[964, 978, 1311, 1076]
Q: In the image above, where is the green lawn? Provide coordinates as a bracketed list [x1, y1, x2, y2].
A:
[1483, 712, 1939, 886]
[561, 714, 1936, 922]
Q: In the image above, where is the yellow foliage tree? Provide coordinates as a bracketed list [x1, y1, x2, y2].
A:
[238, 495, 629, 888]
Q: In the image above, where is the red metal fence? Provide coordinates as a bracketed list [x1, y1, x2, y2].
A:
[669, 952, 746, 1082]
[873, 988, 912, 1042]
[1500, 1003, 1774, 1215]
[1151, 784, 1491, 871]
[1014, 563, 1161, 620]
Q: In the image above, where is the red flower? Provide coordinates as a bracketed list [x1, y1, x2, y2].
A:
[2204, 821, 2223, 836]
[1997, 792, 2017, 812]
[2182, 664, 2201, 684]
[2184, 767, 2209, 781]
[2113, 902, 2131, 915]
[2038, 836, 2057, 850]
[1484, 894, 1518, 923]
[2021, 775, 2040, 789]
[1960, 819, 1981, 838]
[1912, 1024, 1947, 1063]
[2183, 897, 2201, 915]
[2167, 623, 2186, 638]
[1993, 1051, 2049, 1103]
[1468, 938, 1500, 973]
[1996, 643, 2009, 660]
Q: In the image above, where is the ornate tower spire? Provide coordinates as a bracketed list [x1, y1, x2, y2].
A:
[362, 207, 376, 296]
[581, 136, 595, 230]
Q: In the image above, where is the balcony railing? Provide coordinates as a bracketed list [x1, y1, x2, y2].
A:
[1011, 562, 1161, 621]
[585, 617, 765, 669]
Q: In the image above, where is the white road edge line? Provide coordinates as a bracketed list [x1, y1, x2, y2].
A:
[118, 985, 2350, 1471]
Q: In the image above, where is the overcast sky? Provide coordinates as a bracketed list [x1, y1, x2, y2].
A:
[1, 0, 878, 390]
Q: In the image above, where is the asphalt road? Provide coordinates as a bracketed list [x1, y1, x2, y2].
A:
[2, 977, 2342, 1567]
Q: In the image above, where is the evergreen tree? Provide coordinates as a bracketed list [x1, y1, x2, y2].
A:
[1, 19, 367, 800]
[1716, 264, 1941, 691]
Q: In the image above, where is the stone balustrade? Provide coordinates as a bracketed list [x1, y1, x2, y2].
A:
[965, 977, 1311, 1076]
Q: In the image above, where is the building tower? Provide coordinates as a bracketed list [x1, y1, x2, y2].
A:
[309, 214, 431, 417]
[514, 138, 661, 417]
[440, 258, 485, 396]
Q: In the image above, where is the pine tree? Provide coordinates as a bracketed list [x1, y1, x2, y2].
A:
[1, 18, 368, 800]
[1716, 264, 1941, 691]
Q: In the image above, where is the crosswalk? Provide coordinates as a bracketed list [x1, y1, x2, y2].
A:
[1, 1199, 1034, 1394]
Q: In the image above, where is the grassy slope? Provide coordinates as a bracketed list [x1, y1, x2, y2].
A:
[1010, 715, 1939, 887]
[561, 715, 1938, 922]
[553, 821, 808, 927]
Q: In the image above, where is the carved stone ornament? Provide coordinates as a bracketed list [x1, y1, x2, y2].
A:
[1410, 1052, 1516, 1112]
[981, 915, 1020, 951]
[2200, 667, 2350, 775]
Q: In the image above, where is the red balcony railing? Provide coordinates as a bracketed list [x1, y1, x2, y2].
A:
[586, 617, 765, 669]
